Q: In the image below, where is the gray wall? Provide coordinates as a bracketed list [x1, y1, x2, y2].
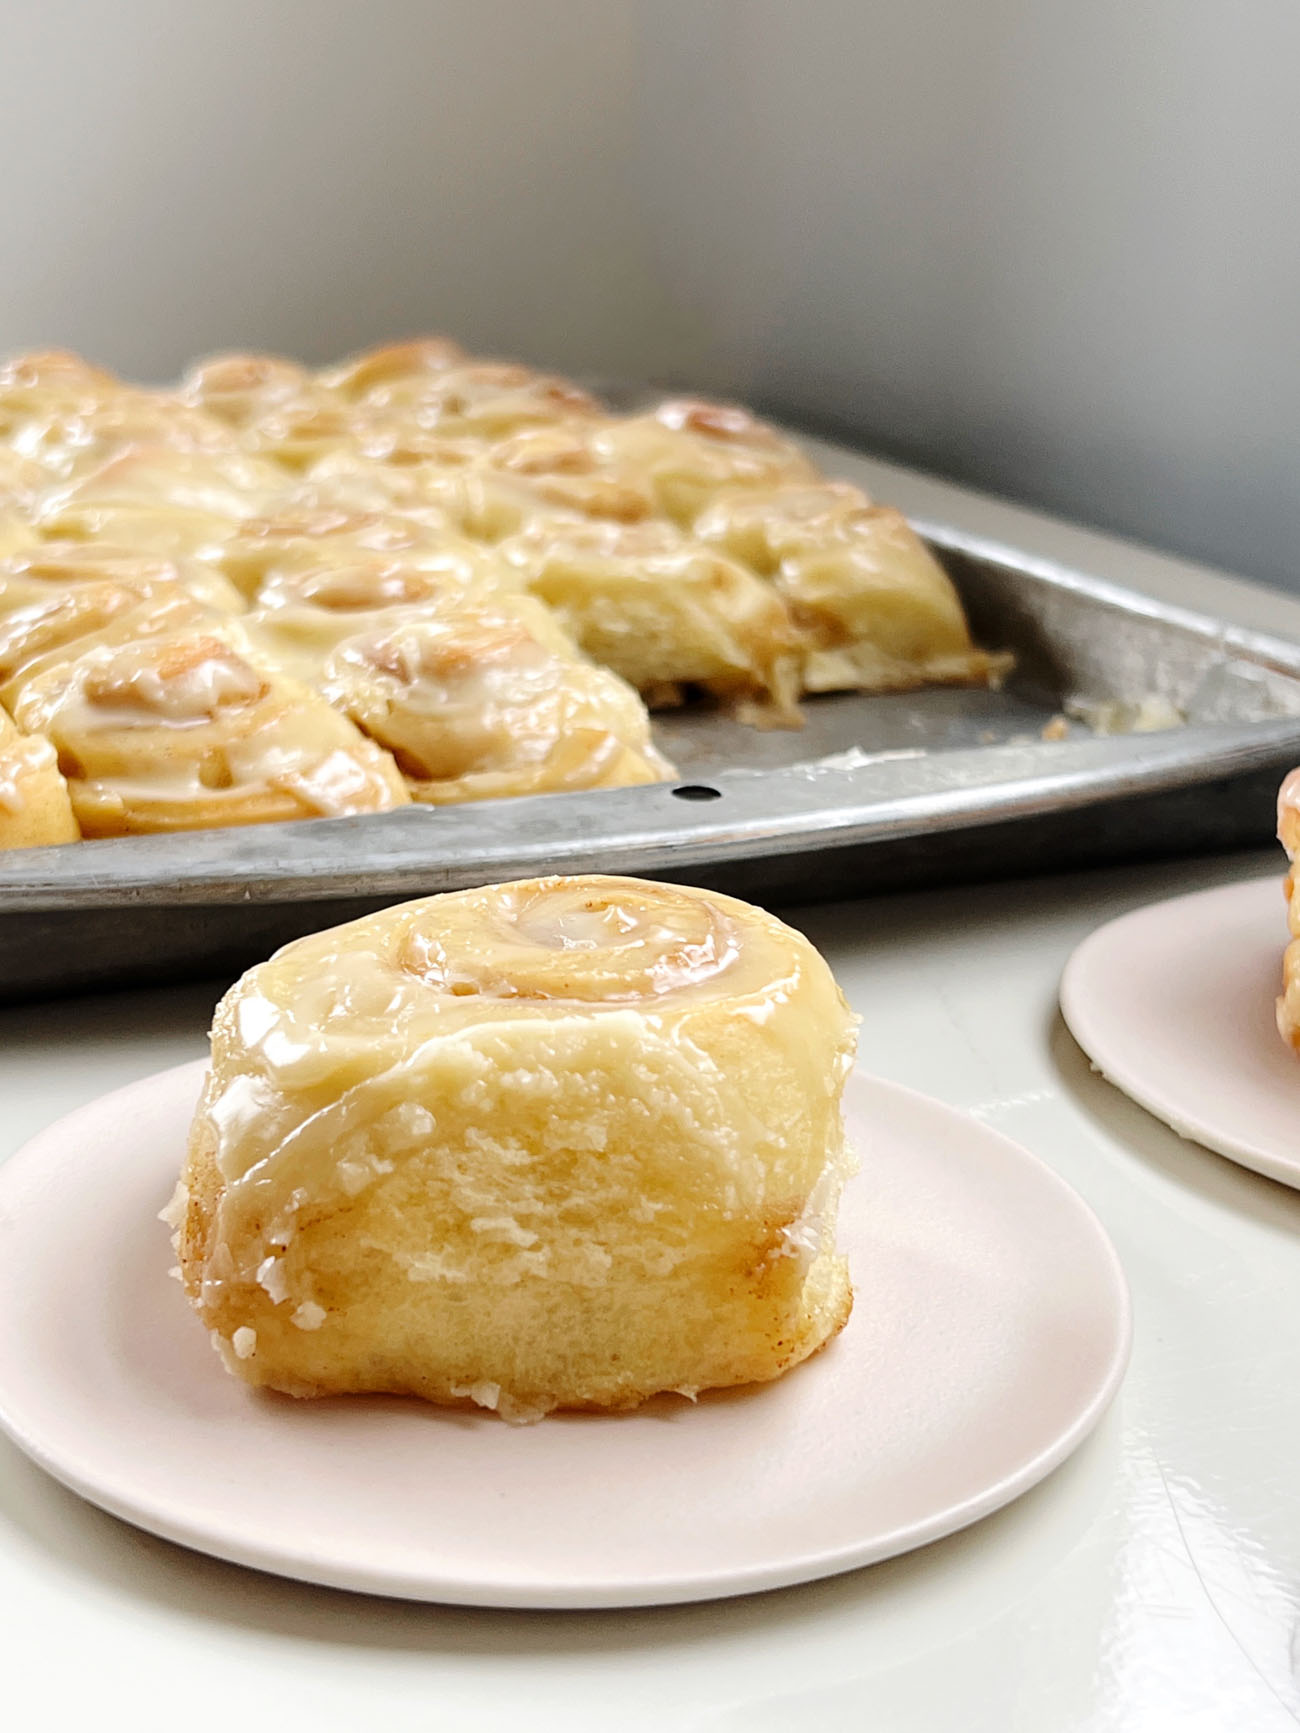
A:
[1, 1, 1296, 593]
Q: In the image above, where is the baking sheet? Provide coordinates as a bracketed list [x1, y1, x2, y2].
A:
[3, 439, 1299, 1000]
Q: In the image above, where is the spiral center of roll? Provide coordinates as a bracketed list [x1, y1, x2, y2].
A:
[398, 880, 739, 1003]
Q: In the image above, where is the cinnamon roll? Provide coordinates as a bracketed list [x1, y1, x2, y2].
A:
[1, 542, 246, 617]
[0, 707, 78, 848]
[695, 485, 1008, 692]
[320, 596, 673, 802]
[335, 358, 602, 438]
[32, 445, 287, 558]
[171, 875, 858, 1419]
[317, 336, 467, 402]
[1277, 771, 1300, 1052]
[499, 517, 801, 717]
[243, 559, 510, 687]
[590, 398, 819, 526]
[0, 576, 217, 712]
[11, 628, 410, 835]
[216, 503, 506, 601]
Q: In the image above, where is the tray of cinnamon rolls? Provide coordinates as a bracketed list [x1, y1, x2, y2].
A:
[2, 338, 1300, 998]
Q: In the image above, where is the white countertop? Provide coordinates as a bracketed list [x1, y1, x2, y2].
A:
[2, 846, 1298, 1731]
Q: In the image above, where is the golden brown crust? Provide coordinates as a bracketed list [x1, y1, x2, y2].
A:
[173, 876, 858, 1417]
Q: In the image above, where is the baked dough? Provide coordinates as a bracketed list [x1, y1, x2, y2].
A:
[1, 542, 246, 617]
[590, 398, 819, 525]
[171, 875, 858, 1419]
[0, 339, 1010, 844]
[243, 559, 517, 687]
[32, 446, 281, 560]
[499, 516, 801, 716]
[0, 575, 217, 712]
[695, 484, 1009, 693]
[319, 595, 674, 802]
[1277, 770, 1300, 1052]
[11, 626, 411, 835]
[216, 503, 507, 601]
[0, 706, 78, 848]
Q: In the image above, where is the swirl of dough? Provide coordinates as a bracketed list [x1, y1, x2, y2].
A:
[174, 876, 858, 1416]
[1, 542, 246, 616]
[0, 577, 216, 710]
[217, 503, 504, 601]
[591, 398, 818, 526]
[321, 597, 673, 801]
[13, 628, 410, 834]
[498, 515, 801, 716]
[399, 875, 742, 1004]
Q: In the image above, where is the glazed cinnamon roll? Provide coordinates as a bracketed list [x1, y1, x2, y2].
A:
[499, 517, 801, 717]
[695, 484, 1008, 692]
[0, 707, 78, 848]
[215, 503, 505, 601]
[1277, 771, 1300, 1052]
[0, 576, 217, 712]
[171, 875, 858, 1419]
[243, 559, 510, 687]
[316, 336, 466, 402]
[590, 398, 819, 526]
[178, 352, 319, 428]
[11, 628, 410, 835]
[334, 357, 602, 438]
[33, 445, 288, 560]
[320, 596, 673, 802]
[1, 542, 246, 617]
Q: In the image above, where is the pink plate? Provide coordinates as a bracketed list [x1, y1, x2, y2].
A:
[0, 1061, 1129, 1608]
[1061, 875, 1300, 1189]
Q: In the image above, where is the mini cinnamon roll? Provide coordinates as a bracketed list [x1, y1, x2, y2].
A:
[590, 398, 819, 526]
[320, 596, 673, 802]
[0, 706, 78, 848]
[482, 425, 655, 524]
[172, 875, 858, 1418]
[12, 628, 410, 835]
[499, 516, 801, 718]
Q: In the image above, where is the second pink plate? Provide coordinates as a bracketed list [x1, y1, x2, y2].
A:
[1060, 874, 1300, 1189]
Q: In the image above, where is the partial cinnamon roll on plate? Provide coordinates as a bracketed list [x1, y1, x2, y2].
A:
[170, 875, 859, 1421]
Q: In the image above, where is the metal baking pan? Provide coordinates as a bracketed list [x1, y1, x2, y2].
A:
[3, 432, 1300, 1002]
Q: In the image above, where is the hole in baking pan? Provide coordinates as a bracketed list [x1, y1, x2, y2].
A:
[671, 784, 723, 801]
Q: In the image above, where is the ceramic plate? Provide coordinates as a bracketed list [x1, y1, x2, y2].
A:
[1061, 875, 1300, 1190]
[0, 1061, 1130, 1608]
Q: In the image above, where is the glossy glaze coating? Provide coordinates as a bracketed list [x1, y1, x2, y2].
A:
[176, 876, 858, 1417]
